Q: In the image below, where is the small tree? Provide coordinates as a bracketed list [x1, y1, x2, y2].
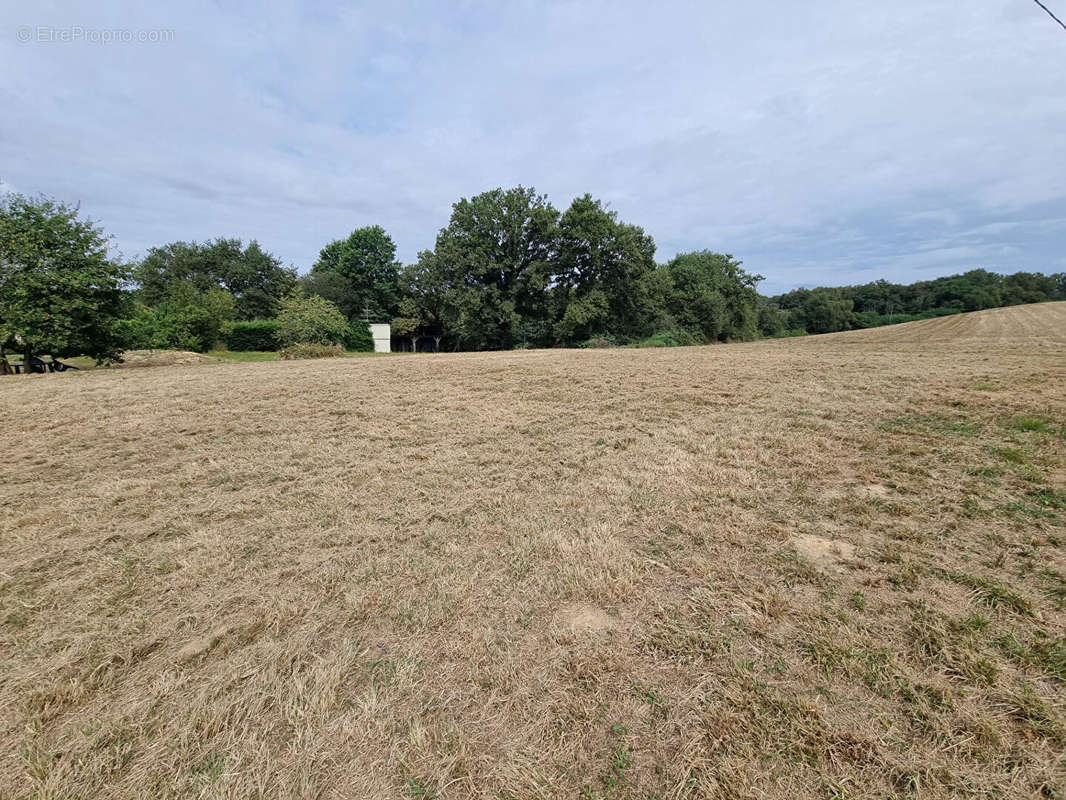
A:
[276, 294, 348, 347]
[391, 298, 423, 352]
[308, 225, 401, 321]
[0, 194, 127, 364]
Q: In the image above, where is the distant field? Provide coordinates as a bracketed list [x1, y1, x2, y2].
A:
[1, 303, 1064, 799]
[812, 301, 1066, 348]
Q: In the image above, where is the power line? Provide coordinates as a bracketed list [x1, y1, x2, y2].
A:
[1032, 0, 1066, 32]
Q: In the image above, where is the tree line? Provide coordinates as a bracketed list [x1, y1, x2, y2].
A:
[306, 187, 764, 351]
[762, 270, 1066, 336]
[2, 188, 1064, 365]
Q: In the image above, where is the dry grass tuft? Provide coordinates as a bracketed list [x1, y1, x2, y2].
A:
[1, 302, 1065, 798]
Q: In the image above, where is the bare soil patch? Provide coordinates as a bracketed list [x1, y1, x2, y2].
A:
[861, 483, 891, 498]
[555, 602, 617, 634]
[792, 534, 857, 572]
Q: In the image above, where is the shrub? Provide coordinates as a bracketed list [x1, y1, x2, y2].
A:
[173, 296, 234, 352]
[115, 304, 178, 350]
[638, 329, 700, 348]
[278, 343, 344, 360]
[224, 319, 280, 351]
[276, 294, 348, 347]
[580, 334, 618, 349]
[344, 320, 375, 352]
[116, 289, 236, 353]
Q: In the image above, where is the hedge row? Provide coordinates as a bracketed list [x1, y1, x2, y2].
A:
[223, 319, 280, 351]
[223, 318, 375, 352]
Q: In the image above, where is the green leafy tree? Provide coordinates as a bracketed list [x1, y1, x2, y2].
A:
[797, 289, 856, 334]
[134, 238, 295, 320]
[276, 294, 348, 347]
[770, 268, 1066, 335]
[117, 286, 236, 352]
[0, 194, 127, 364]
[222, 241, 296, 319]
[552, 195, 657, 344]
[851, 279, 900, 315]
[307, 225, 401, 321]
[756, 299, 789, 337]
[391, 297, 425, 352]
[415, 187, 559, 350]
[397, 258, 448, 350]
[161, 284, 236, 351]
[1001, 272, 1056, 305]
[555, 289, 610, 343]
[659, 251, 762, 342]
[298, 270, 357, 319]
[114, 303, 177, 351]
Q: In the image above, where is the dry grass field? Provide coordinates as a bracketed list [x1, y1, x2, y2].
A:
[2, 303, 1065, 799]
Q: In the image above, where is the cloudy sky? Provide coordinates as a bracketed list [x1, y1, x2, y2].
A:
[2, 1, 1064, 293]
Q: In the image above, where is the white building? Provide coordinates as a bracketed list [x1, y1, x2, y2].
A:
[369, 323, 391, 353]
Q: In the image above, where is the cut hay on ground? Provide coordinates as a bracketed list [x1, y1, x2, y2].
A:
[1, 303, 1064, 798]
[112, 349, 218, 368]
[808, 300, 1066, 349]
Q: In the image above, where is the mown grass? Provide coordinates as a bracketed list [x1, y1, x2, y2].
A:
[213, 349, 392, 362]
[56, 348, 392, 369]
[1, 303, 1064, 798]
[208, 349, 280, 362]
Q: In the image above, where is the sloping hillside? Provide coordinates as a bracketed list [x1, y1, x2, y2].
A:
[806, 301, 1066, 348]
